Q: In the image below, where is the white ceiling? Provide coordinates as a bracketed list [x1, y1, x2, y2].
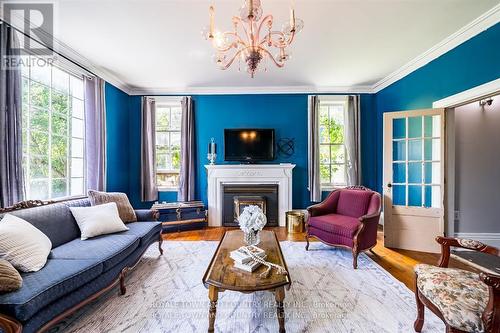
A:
[28, 0, 500, 93]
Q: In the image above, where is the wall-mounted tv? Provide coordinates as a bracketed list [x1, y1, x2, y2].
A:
[224, 128, 275, 163]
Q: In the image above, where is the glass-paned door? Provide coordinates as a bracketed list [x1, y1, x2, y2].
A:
[384, 108, 445, 253]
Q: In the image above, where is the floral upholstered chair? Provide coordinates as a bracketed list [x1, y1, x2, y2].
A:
[305, 186, 381, 269]
[414, 237, 500, 333]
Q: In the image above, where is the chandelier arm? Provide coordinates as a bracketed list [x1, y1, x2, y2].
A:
[212, 32, 247, 52]
[257, 46, 285, 68]
[218, 48, 245, 70]
[255, 14, 274, 40]
[232, 16, 252, 41]
[263, 31, 295, 48]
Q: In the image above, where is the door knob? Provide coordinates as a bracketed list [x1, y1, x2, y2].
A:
[387, 183, 392, 188]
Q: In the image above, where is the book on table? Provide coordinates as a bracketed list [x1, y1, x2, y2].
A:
[230, 246, 266, 272]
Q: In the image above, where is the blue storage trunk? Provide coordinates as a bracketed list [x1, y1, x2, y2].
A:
[152, 202, 207, 233]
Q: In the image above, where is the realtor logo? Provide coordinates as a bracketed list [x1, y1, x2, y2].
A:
[2, 2, 54, 55]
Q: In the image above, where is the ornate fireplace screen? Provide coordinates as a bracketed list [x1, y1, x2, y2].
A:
[233, 196, 267, 221]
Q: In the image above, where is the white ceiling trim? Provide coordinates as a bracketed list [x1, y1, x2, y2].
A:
[372, 3, 500, 93]
[4, 3, 498, 96]
[433, 78, 500, 108]
[129, 85, 373, 96]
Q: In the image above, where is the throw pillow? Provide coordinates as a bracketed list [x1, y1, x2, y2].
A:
[0, 259, 22, 293]
[88, 190, 137, 223]
[0, 214, 52, 272]
[70, 202, 129, 240]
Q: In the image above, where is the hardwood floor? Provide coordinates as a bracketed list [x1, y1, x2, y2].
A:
[163, 226, 475, 291]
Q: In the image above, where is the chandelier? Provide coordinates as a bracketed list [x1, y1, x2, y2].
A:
[202, 0, 304, 78]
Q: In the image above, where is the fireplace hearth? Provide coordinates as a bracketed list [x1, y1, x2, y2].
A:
[222, 184, 279, 227]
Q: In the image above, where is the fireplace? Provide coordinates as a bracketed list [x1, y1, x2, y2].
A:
[222, 184, 279, 227]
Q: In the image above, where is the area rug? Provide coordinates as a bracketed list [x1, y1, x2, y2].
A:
[54, 241, 444, 332]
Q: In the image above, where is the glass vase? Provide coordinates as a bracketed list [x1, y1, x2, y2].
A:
[243, 229, 261, 246]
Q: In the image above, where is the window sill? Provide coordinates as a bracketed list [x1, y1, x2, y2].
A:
[321, 185, 347, 192]
[157, 187, 178, 192]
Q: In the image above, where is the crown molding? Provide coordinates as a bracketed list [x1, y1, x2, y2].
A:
[372, 4, 500, 93]
[128, 85, 373, 96]
[433, 78, 500, 108]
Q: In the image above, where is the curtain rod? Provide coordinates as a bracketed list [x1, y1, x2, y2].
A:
[0, 18, 97, 78]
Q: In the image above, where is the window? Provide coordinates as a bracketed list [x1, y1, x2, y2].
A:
[155, 99, 182, 189]
[319, 97, 347, 188]
[21, 56, 86, 200]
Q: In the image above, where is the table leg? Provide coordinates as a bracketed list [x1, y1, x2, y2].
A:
[208, 285, 218, 333]
[275, 286, 286, 333]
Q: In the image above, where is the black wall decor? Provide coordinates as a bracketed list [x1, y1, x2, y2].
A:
[277, 138, 295, 157]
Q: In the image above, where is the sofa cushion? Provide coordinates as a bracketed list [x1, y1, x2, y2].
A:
[123, 222, 162, 246]
[308, 213, 361, 238]
[49, 234, 140, 271]
[415, 264, 488, 333]
[0, 203, 81, 248]
[337, 189, 373, 218]
[69, 203, 129, 240]
[0, 259, 103, 321]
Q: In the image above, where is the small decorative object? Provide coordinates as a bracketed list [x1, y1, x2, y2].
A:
[207, 137, 217, 165]
[238, 205, 267, 246]
[277, 138, 295, 157]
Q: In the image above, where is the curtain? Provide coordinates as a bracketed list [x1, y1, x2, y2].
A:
[0, 25, 24, 208]
[307, 95, 321, 202]
[84, 76, 106, 191]
[141, 97, 158, 201]
[178, 96, 196, 202]
[345, 95, 361, 185]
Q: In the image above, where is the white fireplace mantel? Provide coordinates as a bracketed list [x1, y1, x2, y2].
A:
[205, 164, 295, 227]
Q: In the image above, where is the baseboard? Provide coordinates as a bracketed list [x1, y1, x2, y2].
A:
[454, 232, 500, 248]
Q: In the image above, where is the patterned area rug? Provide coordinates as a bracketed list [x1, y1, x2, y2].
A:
[55, 241, 444, 332]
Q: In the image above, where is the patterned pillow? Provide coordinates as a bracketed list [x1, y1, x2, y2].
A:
[88, 190, 137, 223]
[0, 259, 22, 293]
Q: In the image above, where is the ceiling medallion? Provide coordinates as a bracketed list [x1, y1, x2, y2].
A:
[202, 0, 304, 78]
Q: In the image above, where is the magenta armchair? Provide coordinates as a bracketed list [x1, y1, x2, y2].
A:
[305, 186, 381, 269]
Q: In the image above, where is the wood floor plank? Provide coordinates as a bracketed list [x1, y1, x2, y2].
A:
[163, 226, 476, 291]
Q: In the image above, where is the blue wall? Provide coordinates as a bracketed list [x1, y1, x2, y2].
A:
[124, 94, 376, 209]
[373, 23, 500, 193]
[105, 83, 130, 193]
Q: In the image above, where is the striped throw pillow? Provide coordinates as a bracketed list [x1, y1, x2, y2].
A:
[0, 214, 52, 272]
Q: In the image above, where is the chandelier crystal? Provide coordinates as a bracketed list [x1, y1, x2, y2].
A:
[202, 0, 304, 78]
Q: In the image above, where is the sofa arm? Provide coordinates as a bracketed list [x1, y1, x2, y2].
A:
[436, 236, 500, 268]
[134, 209, 159, 222]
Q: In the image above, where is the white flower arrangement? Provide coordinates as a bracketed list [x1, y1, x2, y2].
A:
[238, 205, 267, 234]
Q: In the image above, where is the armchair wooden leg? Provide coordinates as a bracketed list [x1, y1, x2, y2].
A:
[414, 279, 424, 332]
[352, 250, 359, 269]
[305, 234, 309, 251]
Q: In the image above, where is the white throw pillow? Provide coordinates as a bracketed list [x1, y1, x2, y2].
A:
[70, 202, 129, 240]
[0, 214, 52, 272]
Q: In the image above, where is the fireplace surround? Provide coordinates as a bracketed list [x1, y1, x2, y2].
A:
[205, 164, 295, 227]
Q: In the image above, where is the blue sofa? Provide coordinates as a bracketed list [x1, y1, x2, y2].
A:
[0, 198, 162, 333]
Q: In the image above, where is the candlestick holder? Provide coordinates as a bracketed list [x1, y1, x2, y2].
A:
[207, 152, 217, 165]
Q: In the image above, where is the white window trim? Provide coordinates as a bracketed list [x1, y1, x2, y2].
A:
[318, 96, 349, 189]
[155, 96, 183, 191]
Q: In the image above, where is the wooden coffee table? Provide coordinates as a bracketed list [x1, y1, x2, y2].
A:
[202, 230, 291, 333]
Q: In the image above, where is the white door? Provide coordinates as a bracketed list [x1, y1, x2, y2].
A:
[383, 108, 445, 253]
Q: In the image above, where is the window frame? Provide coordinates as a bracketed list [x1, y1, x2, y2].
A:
[21, 55, 87, 201]
[155, 96, 183, 191]
[318, 96, 348, 190]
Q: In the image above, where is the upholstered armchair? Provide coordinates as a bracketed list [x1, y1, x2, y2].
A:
[305, 186, 381, 269]
[414, 237, 500, 333]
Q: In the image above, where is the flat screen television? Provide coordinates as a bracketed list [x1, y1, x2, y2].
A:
[224, 128, 275, 162]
